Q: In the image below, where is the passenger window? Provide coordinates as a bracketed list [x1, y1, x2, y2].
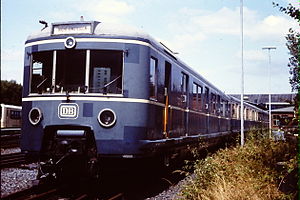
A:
[181, 73, 188, 94]
[192, 83, 198, 110]
[204, 87, 209, 111]
[225, 101, 229, 117]
[89, 50, 123, 94]
[10, 110, 21, 119]
[220, 100, 227, 117]
[198, 85, 202, 110]
[217, 95, 220, 115]
[192, 83, 202, 111]
[211, 93, 216, 114]
[149, 57, 158, 100]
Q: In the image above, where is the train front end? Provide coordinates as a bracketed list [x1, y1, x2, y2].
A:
[20, 21, 152, 179]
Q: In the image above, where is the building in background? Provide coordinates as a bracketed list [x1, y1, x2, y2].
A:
[92, 67, 111, 92]
[229, 93, 296, 129]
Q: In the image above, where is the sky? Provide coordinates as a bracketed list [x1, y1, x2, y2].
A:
[1, 0, 298, 94]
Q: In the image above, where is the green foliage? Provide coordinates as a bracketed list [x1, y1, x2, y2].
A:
[273, 2, 299, 92]
[273, 3, 300, 22]
[0, 80, 23, 106]
[180, 131, 298, 200]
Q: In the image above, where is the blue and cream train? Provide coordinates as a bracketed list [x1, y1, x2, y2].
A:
[20, 20, 268, 178]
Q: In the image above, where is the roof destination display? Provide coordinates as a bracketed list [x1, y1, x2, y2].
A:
[52, 21, 98, 35]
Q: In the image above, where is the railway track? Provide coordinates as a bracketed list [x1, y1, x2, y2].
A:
[1, 152, 26, 168]
[1, 183, 85, 200]
[106, 193, 124, 200]
[3, 188, 124, 200]
[1, 128, 21, 148]
[2, 181, 123, 200]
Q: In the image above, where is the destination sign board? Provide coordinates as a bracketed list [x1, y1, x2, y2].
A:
[52, 23, 92, 35]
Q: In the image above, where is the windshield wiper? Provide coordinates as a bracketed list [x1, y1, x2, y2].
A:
[102, 75, 121, 93]
[37, 78, 48, 89]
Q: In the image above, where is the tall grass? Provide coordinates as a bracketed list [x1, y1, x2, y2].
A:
[180, 131, 298, 200]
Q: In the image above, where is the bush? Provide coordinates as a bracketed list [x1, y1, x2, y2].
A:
[180, 131, 298, 200]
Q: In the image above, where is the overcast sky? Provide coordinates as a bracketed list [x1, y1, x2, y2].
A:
[1, 0, 298, 94]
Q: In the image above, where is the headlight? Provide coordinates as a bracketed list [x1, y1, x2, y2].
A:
[98, 109, 116, 128]
[29, 107, 42, 125]
[64, 37, 76, 49]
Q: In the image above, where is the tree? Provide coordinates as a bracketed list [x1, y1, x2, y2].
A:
[273, 2, 299, 92]
[273, 2, 299, 130]
[0, 80, 23, 106]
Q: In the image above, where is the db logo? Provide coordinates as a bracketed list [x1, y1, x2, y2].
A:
[58, 103, 79, 119]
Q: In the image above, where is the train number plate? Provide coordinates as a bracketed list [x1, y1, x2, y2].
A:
[58, 103, 79, 119]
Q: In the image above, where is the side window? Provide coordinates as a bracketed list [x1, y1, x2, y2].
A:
[192, 83, 198, 110]
[204, 87, 209, 111]
[198, 85, 202, 110]
[225, 100, 229, 117]
[149, 57, 158, 100]
[220, 99, 227, 117]
[192, 83, 202, 111]
[216, 95, 220, 115]
[211, 93, 216, 114]
[10, 110, 21, 119]
[220, 100, 224, 116]
[181, 73, 188, 94]
[232, 104, 235, 118]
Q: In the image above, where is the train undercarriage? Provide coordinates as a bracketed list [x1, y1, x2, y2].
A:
[38, 126, 99, 182]
[36, 125, 241, 182]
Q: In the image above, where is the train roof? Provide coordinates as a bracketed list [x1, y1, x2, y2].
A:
[0, 104, 22, 110]
[26, 20, 228, 97]
[27, 21, 153, 43]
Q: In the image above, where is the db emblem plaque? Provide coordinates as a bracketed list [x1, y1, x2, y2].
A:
[58, 103, 79, 119]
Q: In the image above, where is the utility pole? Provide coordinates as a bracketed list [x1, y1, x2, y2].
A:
[240, 0, 244, 146]
[262, 47, 276, 138]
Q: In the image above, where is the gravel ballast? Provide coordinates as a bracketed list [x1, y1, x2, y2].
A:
[1, 167, 38, 198]
[1, 147, 21, 155]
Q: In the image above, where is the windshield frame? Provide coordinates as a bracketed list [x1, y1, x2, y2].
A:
[29, 49, 124, 96]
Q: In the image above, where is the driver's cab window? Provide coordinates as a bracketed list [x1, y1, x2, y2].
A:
[55, 50, 86, 93]
[31, 51, 53, 93]
[89, 50, 123, 94]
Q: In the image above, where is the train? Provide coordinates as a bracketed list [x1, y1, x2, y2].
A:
[20, 20, 268, 180]
[1, 104, 22, 129]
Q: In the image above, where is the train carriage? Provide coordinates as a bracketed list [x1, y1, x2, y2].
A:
[20, 20, 268, 179]
[1, 104, 22, 129]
